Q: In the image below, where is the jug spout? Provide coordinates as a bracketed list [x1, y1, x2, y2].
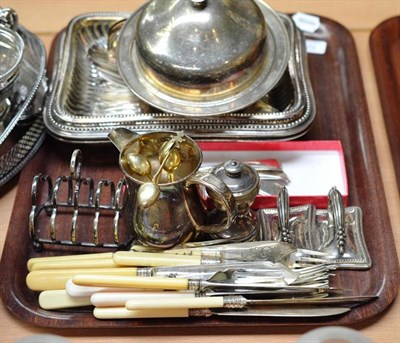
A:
[108, 128, 138, 152]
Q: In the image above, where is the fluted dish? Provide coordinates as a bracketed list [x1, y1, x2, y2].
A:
[117, 0, 290, 116]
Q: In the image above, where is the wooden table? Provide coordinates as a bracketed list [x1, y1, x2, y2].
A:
[1, 1, 399, 342]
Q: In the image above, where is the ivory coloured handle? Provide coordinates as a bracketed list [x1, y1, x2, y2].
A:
[93, 307, 189, 319]
[91, 291, 195, 307]
[27, 252, 113, 271]
[38, 290, 92, 310]
[72, 274, 189, 290]
[126, 296, 224, 310]
[26, 268, 138, 291]
[30, 258, 119, 271]
[113, 251, 202, 267]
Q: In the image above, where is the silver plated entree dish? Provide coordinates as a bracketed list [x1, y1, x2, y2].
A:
[44, 8, 315, 142]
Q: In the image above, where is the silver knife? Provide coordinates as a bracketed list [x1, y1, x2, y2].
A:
[125, 294, 376, 311]
[93, 305, 352, 319]
[210, 305, 351, 317]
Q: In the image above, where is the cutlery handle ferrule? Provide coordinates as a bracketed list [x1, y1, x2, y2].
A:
[222, 295, 247, 308]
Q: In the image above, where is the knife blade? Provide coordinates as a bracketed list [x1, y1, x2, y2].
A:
[125, 294, 377, 310]
[93, 305, 351, 319]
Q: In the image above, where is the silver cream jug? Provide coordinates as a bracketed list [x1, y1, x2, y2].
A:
[108, 128, 237, 248]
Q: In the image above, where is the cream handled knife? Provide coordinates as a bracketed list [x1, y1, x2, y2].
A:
[29, 258, 120, 271]
[91, 291, 195, 307]
[39, 290, 92, 310]
[27, 252, 114, 271]
[125, 295, 377, 310]
[72, 274, 189, 290]
[37, 289, 196, 309]
[65, 279, 145, 297]
[26, 268, 139, 291]
[28, 251, 205, 272]
[93, 306, 352, 319]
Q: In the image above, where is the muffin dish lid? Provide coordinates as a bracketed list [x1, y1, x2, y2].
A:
[117, 0, 290, 116]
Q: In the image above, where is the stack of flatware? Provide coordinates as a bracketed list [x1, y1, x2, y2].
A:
[25, 242, 377, 319]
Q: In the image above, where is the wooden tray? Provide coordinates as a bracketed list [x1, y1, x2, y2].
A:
[370, 16, 400, 188]
[0, 16, 399, 330]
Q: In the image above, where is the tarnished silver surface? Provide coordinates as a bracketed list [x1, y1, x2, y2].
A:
[109, 129, 237, 248]
[0, 24, 47, 144]
[200, 161, 290, 196]
[0, 8, 23, 94]
[0, 8, 24, 133]
[117, 0, 289, 116]
[0, 115, 46, 187]
[29, 164, 132, 251]
[134, 0, 267, 86]
[208, 160, 261, 241]
[211, 160, 260, 204]
[44, 12, 315, 142]
[0, 24, 47, 186]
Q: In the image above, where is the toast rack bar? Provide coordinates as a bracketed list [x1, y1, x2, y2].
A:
[29, 149, 133, 251]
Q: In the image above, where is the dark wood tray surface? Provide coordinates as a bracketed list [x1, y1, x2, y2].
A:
[1, 16, 399, 330]
[370, 16, 400, 189]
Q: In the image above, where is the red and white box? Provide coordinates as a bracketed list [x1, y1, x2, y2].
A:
[197, 140, 348, 209]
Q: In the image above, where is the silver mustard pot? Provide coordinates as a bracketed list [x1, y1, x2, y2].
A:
[209, 160, 261, 241]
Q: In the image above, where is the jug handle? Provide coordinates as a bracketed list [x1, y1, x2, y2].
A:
[185, 172, 237, 234]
